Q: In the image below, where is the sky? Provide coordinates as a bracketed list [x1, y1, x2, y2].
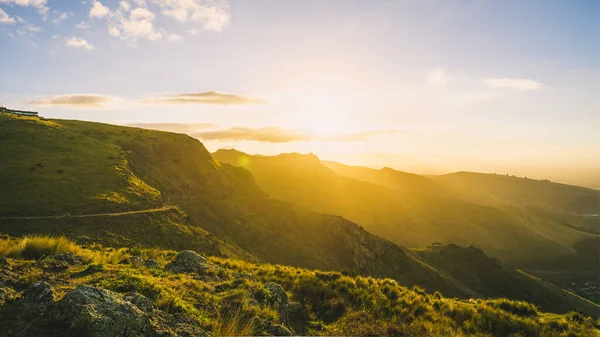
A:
[1, 0, 599, 186]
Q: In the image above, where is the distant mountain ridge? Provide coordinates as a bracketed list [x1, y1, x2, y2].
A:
[213, 149, 597, 267]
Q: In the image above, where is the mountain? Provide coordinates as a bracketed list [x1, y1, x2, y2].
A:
[0, 113, 463, 297]
[1, 113, 598, 317]
[213, 150, 597, 266]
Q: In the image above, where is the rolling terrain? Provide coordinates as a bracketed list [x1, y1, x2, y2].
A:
[213, 150, 597, 265]
[0, 113, 598, 317]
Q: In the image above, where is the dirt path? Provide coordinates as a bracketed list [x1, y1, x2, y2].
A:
[0, 206, 177, 220]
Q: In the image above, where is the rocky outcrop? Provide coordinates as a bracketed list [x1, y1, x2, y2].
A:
[264, 282, 292, 332]
[166, 250, 208, 274]
[54, 285, 156, 337]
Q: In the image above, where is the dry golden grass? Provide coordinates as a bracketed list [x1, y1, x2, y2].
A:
[214, 307, 257, 336]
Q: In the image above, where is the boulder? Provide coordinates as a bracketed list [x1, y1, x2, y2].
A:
[23, 282, 54, 304]
[124, 293, 153, 313]
[54, 285, 156, 337]
[166, 250, 208, 274]
[264, 282, 291, 328]
[264, 282, 288, 306]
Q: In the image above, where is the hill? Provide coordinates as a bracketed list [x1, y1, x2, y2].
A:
[0, 235, 597, 336]
[213, 150, 596, 265]
[1, 113, 597, 317]
[0, 113, 463, 297]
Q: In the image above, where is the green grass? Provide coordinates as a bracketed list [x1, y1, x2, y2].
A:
[2, 114, 597, 320]
[0, 113, 162, 216]
[0, 235, 597, 336]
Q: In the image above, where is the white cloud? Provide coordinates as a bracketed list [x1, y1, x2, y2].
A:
[65, 36, 95, 50]
[484, 78, 542, 91]
[52, 12, 70, 24]
[23, 23, 41, 32]
[168, 33, 182, 41]
[89, 0, 110, 19]
[132, 0, 146, 7]
[151, 0, 230, 31]
[0, 8, 16, 24]
[51, 34, 60, 39]
[426, 67, 450, 86]
[119, 1, 131, 11]
[76, 21, 90, 29]
[108, 6, 163, 42]
[0, 0, 49, 19]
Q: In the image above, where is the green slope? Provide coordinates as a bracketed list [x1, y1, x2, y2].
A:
[0, 113, 463, 298]
[1, 113, 598, 316]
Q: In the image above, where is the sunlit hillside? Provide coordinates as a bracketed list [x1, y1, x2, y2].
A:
[1, 114, 597, 318]
[213, 150, 597, 267]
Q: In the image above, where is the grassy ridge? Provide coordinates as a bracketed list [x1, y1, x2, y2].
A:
[0, 236, 598, 336]
[1, 114, 598, 318]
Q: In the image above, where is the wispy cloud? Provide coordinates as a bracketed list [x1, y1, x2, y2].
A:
[426, 67, 450, 86]
[52, 11, 72, 24]
[130, 123, 395, 143]
[484, 78, 542, 91]
[65, 36, 95, 50]
[127, 122, 216, 133]
[143, 91, 267, 105]
[193, 127, 395, 143]
[0, 8, 16, 24]
[28, 94, 110, 107]
[152, 0, 230, 31]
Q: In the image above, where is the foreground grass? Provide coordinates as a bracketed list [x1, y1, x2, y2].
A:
[0, 235, 598, 336]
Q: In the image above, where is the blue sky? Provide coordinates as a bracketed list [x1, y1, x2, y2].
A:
[1, 0, 598, 183]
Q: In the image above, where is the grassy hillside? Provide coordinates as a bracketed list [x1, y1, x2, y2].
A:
[212, 150, 596, 265]
[0, 113, 465, 299]
[1, 113, 597, 318]
[0, 235, 597, 336]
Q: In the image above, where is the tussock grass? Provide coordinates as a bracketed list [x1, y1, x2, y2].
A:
[214, 306, 257, 337]
[0, 235, 597, 336]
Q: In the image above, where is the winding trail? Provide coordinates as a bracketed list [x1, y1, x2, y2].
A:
[0, 206, 177, 220]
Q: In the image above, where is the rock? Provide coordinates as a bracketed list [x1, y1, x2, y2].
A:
[54, 285, 156, 337]
[145, 259, 160, 268]
[118, 256, 143, 265]
[264, 282, 288, 306]
[264, 282, 291, 328]
[124, 293, 153, 313]
[23, 282, 54, 303]
[166, 250, 208, 274]
[55, 252, 84, 265]
[0, 257, 12, 270]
